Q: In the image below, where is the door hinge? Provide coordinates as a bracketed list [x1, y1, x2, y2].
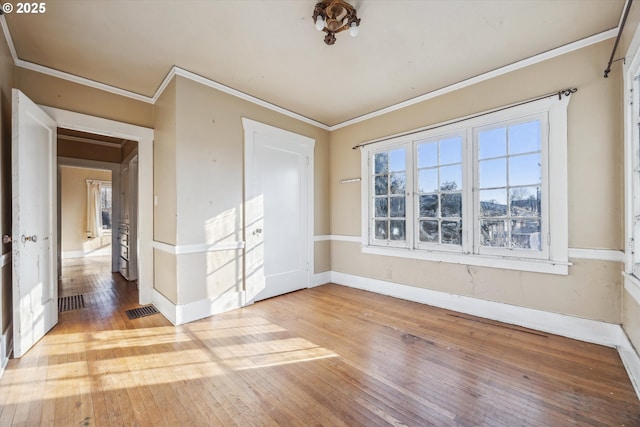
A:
[306, 156, 310, 166]
[629, 237, 635, 253]
[631, 88, 634, 106]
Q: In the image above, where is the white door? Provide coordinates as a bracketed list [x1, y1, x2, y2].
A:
[12, 89, 58, 357]
[243, 119, 314, 302]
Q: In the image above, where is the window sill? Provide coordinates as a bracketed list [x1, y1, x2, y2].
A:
[361, 245, 570, 275]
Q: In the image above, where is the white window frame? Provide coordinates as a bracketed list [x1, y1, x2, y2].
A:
[624, 27, 640, 292]
[361, 95, 570, 275]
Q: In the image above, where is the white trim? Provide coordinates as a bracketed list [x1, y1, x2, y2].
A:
[314, 234, 361, 243]
[152, 288, 244, 325]
[43, 107, 154, 305]
[153, 240, 245, 255]
[330, 271, 620, 346]
[152, 289, 177, 325]
[0, 16, 18, 64]
[618, 329, 640, 400]
[18, 60, 152, 103]
[0, 323, 12, 378]
[177, 291, 244, 325]
[331, 29, 616, 130]
[327, 234, 624, 263]
[313, 271, 331, 287]
[0, 251, 10, 268]
[568, 248, 625, 263]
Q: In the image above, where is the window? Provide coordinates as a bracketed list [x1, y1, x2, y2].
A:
[361, 96, 569, 274]
[100, 185, 112, 231]
[627, 54, 640, 279]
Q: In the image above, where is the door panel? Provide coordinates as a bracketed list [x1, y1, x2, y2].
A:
[12, 89, 58, 357]
[243, 120, 314, 303]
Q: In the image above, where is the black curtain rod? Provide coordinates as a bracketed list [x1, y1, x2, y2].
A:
[352, 88, 578, 150]
[605, 0, 634, 78]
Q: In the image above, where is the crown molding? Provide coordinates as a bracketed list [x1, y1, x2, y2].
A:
[156, 66, 331, 130]
[1, 14, 618, 132]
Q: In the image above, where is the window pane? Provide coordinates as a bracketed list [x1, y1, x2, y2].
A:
[441, 193, 462, 217]
[419, 194, 438, 217]
[375, 153, 388, 174]
[390, 197, 405, 217]
[479, 189, 507, 217]
[419, 220, 438, 243]
[511, 219, 541, 250]
[390, 173, 406, 194]
[440, 137, 462, 164]
[375, 220, 388, 240]
[479, 127, 506, 159]
[389, 149, 406, 172]
[418, 169, 438, 193]
[439, 164, 462, 191]
[509, 121, 540, 154]
[510, 186, 540, 217]
[390, 220, 406, 241]
[417, 142, 437, 168]
[375, 175, 388, 195]
[375, 198, 388, 217]
[479, 158, 507, 188]
[480, 220, 508, 247]
[441, 220, 462, 245]
[509, 154, 541, 186]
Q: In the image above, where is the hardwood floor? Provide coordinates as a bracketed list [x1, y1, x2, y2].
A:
[1, 257, 639, 426]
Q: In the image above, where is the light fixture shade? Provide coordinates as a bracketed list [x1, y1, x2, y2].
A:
[315, 16, 325, 31]
[349, 22, 358, 37]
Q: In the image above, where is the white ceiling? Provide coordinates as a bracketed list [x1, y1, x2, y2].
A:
[4, 0, 624, 126]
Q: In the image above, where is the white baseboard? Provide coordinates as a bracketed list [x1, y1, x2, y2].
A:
[328, 270, 640, 399]
[152, 289, 177, 325]
[152, 288, 244, 326]
[313, 271, 331, 287]
[0, 323, 12, 378]
[619, 330, 640, 399]
[331, 271, 620, 346]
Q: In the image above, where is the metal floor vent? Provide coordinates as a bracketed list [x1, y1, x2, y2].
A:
[58, 295, 85, 312]
[126, 305, 159, 320]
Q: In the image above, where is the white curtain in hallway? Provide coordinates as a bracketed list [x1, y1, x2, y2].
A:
[86, 180, 101, 238]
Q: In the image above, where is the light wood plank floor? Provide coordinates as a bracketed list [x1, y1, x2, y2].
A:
[1, 256, 639, 426]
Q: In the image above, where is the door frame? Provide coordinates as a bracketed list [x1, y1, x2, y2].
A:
[41, 106, 154, 304]
[242, 118, 315, 305]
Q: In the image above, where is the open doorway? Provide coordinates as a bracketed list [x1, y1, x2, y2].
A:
[59, 165, 113, 296]
[56, 128, 139, 300]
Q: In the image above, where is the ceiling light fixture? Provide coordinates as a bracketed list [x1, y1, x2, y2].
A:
[312, 0, 361, 45]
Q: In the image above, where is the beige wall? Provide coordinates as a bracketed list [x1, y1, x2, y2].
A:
[330, 40, 623, 323]
[153, 76, 330, 306]
[153, 78, 177, 246]
[16, 68, 153, 128]
[0, 18, 15, 342]
[60, 166, 111, 254]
